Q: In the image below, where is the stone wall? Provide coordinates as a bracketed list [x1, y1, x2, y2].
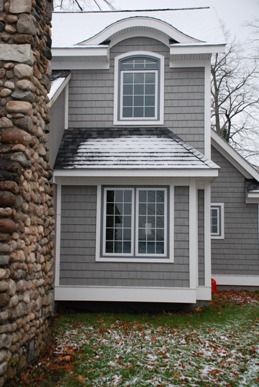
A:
[0, 0, 54, 385]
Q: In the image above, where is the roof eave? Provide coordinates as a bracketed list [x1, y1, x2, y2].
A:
[211, 129, 259, 182]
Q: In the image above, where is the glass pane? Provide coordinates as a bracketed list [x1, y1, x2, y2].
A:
[106, 241, 113, 253]
[145, 107, 155, 117]
[134, 84, 144, 95]
[115, 242, 122, 253]
[106, 190, 114, 202]
[134, 96, 144, 107]
[147, 242, 155, 254]
[138, 241, 146, 253]
[124, 203, 131, 215]
[138, 216, 146, 228]
[124, 191, 132, 202]
[156, 229, 164, 241]
[145, 84, 155, 94]
[145, 96, 155, 106]
[139, 190, 147, 202]
[123, 216, 131, 227]
[145, 73, 155, 83]
[157, 191, 164, 202]
[106, 228, 114, 240]
[115, 191, 123, 202]
[123, 96, 133, 107]
[123, 242, 131, 253]
[148, 191, 156, 202]
[106, 203, 114, 214]
[156, 204, 164, 215]
[148, 204, 156, 215]
[123, 84, 133, 94]
[156, 216, 164, 228]
[134, 107, 144, 117]
[134, 73, 144, 83]
[156, 242, 164, 254]
[106, 216, 114, 228]
[124, 73, 133, 83]
[123, 107, 133, 117]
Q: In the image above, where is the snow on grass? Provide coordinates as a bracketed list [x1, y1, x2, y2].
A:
[54, 304, 259, 386]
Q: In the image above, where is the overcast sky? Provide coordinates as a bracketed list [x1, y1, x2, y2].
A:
[110, 0, 258, 42]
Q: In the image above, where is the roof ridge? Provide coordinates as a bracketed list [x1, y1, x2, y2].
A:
[53, 7, 210, 14]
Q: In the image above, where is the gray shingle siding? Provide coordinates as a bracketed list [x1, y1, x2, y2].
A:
[60, 185, 190, 287]
[211, 147, 259, 275]
[67, 37, 205, 152]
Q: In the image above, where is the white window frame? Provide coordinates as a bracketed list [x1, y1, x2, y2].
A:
[101, 186, 168, 260]
[114, 51, 164, 126]
[211, 203, 224, 239]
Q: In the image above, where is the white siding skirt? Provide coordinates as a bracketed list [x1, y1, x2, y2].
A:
[55, 286, 211, 303]
[213, 275, 259, 287]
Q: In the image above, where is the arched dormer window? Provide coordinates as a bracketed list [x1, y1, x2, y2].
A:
[114, 52, 164, 125]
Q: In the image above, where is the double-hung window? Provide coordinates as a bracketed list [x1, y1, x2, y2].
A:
[102, 187, 168, 258]
[211, 203, 224, 239]
[114, 52, 164, 125]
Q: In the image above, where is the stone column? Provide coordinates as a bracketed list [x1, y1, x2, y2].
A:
[0, 0, 54, 385]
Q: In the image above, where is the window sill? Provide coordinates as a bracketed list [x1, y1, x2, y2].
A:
[113, 119, 164, 126]
[96, 257, 173, 263]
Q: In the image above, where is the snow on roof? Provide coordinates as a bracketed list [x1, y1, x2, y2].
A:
[52, 8, 225, 48]
[54, 127, 219, 171]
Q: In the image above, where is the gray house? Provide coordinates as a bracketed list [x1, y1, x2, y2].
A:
[49, 8, 259, 304]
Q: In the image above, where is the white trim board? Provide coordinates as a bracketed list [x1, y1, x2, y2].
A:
[213, 274, 259, 287]
[55, 286, 199, 303]
[211, 130, 259, 182]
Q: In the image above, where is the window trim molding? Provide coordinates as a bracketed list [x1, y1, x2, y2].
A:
[113, 51, 164, 126]
[96, 184, 173, 263]
[211, 203, 224, 239]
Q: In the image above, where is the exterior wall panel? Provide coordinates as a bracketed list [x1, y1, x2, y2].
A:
[211, 147, 259, 275]
[60, 185, 191, 287]
[68, 37, 205, 152]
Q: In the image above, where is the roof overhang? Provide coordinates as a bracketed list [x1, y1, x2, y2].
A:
[51, 46, 109, 70]
[53, 169, 219, 179]
[47, 72, 71, 107]
[170, 43, 225, 66]
[79, 16, 201, 46]
[211, 129, 259, 181]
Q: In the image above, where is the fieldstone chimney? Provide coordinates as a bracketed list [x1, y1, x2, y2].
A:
[0, 0, 54, 384]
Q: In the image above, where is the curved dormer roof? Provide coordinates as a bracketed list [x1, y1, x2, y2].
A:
[51, 8, 226, 70]
[52, 8, 225, 48]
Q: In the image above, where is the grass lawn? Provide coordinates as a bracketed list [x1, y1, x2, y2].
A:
[14, 291, 259, 386]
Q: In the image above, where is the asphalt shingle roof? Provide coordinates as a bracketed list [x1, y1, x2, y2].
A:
[54, 127, 218, 171]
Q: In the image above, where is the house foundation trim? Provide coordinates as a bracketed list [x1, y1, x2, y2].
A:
[55, 286, 198, 303]
[213, 274, 259, 287]
[197, 286, 211, 300]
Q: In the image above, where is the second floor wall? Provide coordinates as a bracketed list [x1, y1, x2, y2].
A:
[67, 37, 205, 153]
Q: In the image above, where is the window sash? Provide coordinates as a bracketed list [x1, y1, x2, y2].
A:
[120, 70, 158, 120]
[102, 187, 167, 258]
[211, 204, 224, 238]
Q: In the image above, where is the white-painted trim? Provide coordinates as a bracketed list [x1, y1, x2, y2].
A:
[48, 73, 71, 108]
[53, 169, 219, 179]
[204, 184, 212, 288]
[189, 181, 198, 289]
[64, 83, 69, 130]
[246, 192, 259, 204]
[52, 46, 109, 57]
[213, 274, 259, 287]
[170, 43, 225, 56]
[197, 286, 211, 301]
[82, 17, 200, 46]
[170, 59, 209, 68]
[96, 185, 173, 263]
[204, 60, 211, 159]
[55, 286, 197, 303]
[109, 28, 170, 49]
[51, 60, 110, 71]
[113, 51, 164, 126]
[211, 203, 224, 239]
[169, 184, 174, 262]
[54, 184, 61, 287]
[211, 130, 259, 182]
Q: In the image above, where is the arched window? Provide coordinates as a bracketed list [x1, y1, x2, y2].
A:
[114, 52, 164, 125]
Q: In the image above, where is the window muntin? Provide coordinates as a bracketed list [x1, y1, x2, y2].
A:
[102, 187, 168, 258]
[211, 204, 224, 239]
[119, 56, 160, 121]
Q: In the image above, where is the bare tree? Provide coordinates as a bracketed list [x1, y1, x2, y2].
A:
[211, 34, 259, 165]
[53, 0, 115, 11]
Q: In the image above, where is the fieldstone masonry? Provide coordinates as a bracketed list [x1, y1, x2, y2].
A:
[0, 0, 54, 385]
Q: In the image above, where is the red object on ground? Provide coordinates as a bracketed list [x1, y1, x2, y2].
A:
[211, 278, 217, 294]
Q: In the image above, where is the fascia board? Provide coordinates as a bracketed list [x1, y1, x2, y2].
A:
[48, 73, 71, 108]
[53, 169, 219, 178]
[211, 130, 259, 182]
[52, 46, 109, 57]
[83, 17, 200, 46]
[170, 43, 225, 56]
